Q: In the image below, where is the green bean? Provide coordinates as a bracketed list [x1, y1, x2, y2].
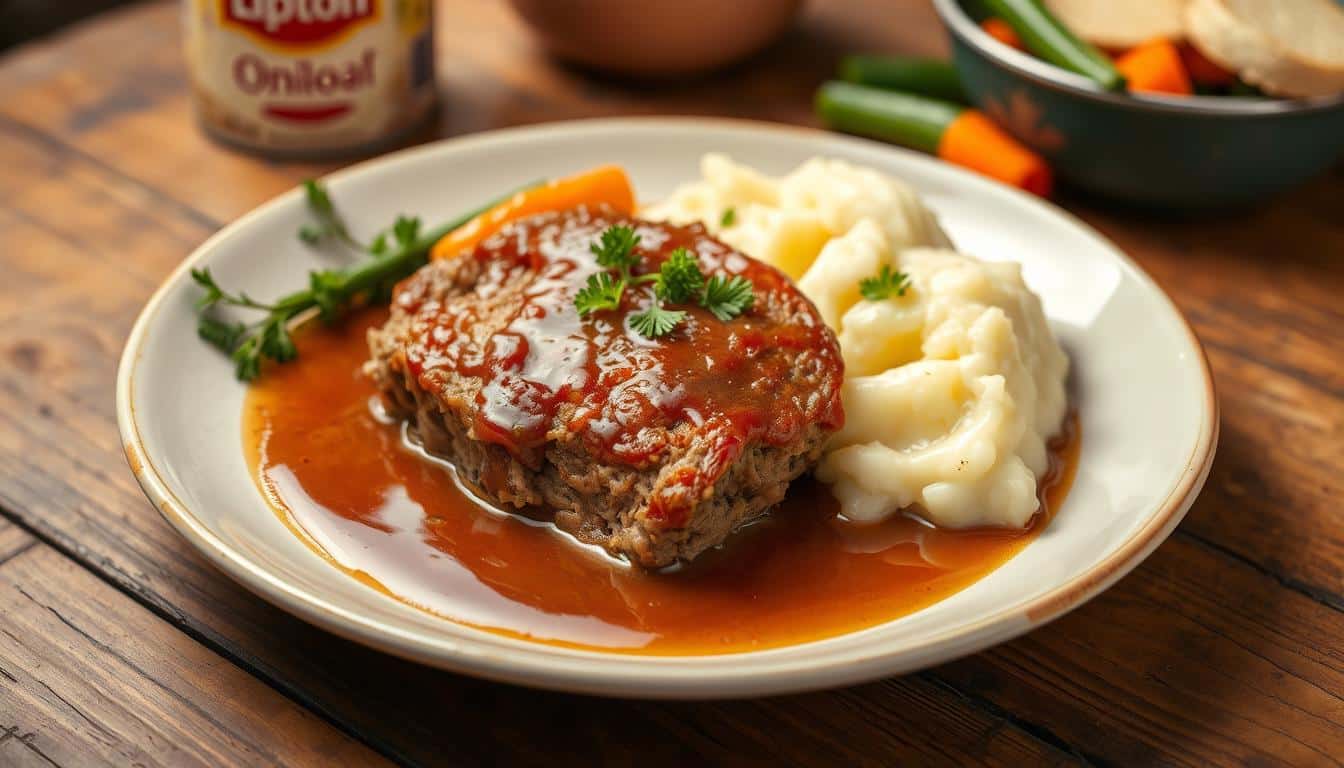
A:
[839, 56, 968, 103]
[981, 0, 1125, 90]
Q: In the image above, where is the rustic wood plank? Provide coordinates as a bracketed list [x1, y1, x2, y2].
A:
[937, 534, 1344, 766]
[0, 2, 315, 224]
[0, 0, 130, 51]
[0, 519, 33, 564]
[0, 544, 390, 768]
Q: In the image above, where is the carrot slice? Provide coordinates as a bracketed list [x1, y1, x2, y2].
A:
[937, 110, 1053, 197]
[980, 17, 1025, 51]
[1179, 43, 1237, 87]
[430, 165, 636, 260]
[1114, 38, 1193, 95]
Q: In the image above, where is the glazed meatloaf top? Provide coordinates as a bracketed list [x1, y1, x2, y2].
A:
[366, 205, 844, 567]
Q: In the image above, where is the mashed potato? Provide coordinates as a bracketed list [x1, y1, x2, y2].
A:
[645, 155, 1068, 529]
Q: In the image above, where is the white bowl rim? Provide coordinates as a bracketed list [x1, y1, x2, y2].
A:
[116, 116, 1218, 698]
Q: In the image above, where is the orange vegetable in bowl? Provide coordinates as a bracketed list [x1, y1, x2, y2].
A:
[1115, 38, 1192, 96]
[979, 18, 1025, 51]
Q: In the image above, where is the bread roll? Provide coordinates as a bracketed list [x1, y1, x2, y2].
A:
[1043, 0, 1187, 49]
[1185, 0, 1344, 98]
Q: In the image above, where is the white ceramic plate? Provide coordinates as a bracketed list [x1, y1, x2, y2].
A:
[118, 118, 1216, 698]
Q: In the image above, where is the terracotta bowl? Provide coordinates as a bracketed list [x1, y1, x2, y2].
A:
[507, 0, 804, 78]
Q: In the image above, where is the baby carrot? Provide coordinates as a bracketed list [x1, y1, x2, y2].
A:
[1115, 38, 1192, 96]
[815, 81, 1052, 197]
[938, 111, 1053, 197]
[431, 165, 636, 260]
[980, 17, 1025, 51]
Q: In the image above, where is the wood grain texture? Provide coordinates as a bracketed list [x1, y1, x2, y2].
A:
[0, 520, 33, 564]
[0, 0, 1340, 766]
[0, 544, 389, 768]
[938, 535, 1344, 766]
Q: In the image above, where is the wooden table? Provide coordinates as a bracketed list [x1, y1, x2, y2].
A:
[1, 1, 1341, 765]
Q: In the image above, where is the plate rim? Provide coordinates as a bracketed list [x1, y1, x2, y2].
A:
[116, 116, 1219, 698]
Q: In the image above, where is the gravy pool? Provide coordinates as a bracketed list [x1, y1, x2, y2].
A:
[245, 308, 1078, 654]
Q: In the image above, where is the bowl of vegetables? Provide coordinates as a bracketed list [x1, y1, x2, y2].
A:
[918, 0, 1344, 207]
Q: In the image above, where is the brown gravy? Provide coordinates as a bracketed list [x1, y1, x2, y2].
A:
[245, 308, 1078, 655]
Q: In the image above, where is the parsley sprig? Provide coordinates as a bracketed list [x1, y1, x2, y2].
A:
[858, 264, 911, 301]
[194, 179, 530, 381]
[573, 272, 624, 316]
[701, 274, 756, 321]
[629, 304, 688, 338]
[575, 224, 756, 338]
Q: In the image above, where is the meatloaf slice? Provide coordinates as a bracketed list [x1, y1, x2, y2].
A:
[366, 205, 844, 567]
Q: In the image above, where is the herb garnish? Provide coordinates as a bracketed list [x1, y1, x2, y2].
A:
[194, 179, 530, 381]
[575, 225, 756, 338]
[652, 246, 705, 303]
[720, 207, 737, 227]
[629, 304, 688, 338]
[858, 264, 911, 301]
[701, 274, 756, 321]
[574, 271, 625, 316]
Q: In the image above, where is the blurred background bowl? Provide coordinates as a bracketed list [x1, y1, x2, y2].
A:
[933, 0, 1344, 208]
[507, 0, 804, 78]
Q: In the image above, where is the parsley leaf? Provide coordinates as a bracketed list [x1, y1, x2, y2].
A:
[392, 215, 421, 249]
[191, 267, 227, 310]
[369, 232, 389, 255]
[196, 314, 248, 353]
[629, 303, 688, 338]
[308, 269, 346, 322]
[701, 274, 755, 321]
[298, 180, 360, 249]
[575, 272, 626, 316]
[259, 317, 298, 363]
[720, 207, 736, 227]
[191, 267, 274, 311]
[232, 337, 262, 381]
[858, 265, 910, 301]
[653, 247, 705, 304]
[590, 224, 641, 270]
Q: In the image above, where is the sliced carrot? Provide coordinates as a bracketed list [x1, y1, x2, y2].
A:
[980, 17, 1025, 51]
[1114, 38, 1192, 96]
[430, 165, 636, 260]
[1179, 43, 1237, 87]
[937, 110, 1053, 197]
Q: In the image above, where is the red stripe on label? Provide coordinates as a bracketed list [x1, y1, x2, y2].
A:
[263, 102, 352, 123]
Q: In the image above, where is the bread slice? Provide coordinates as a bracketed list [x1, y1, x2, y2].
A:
[1185, 0, 1344, 98]
[1043, 0, 1187, 49]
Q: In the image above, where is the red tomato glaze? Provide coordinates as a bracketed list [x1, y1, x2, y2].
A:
[391, 207, 845, 523]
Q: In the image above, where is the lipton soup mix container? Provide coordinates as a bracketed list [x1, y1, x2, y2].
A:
[184, 0, 436, 158]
